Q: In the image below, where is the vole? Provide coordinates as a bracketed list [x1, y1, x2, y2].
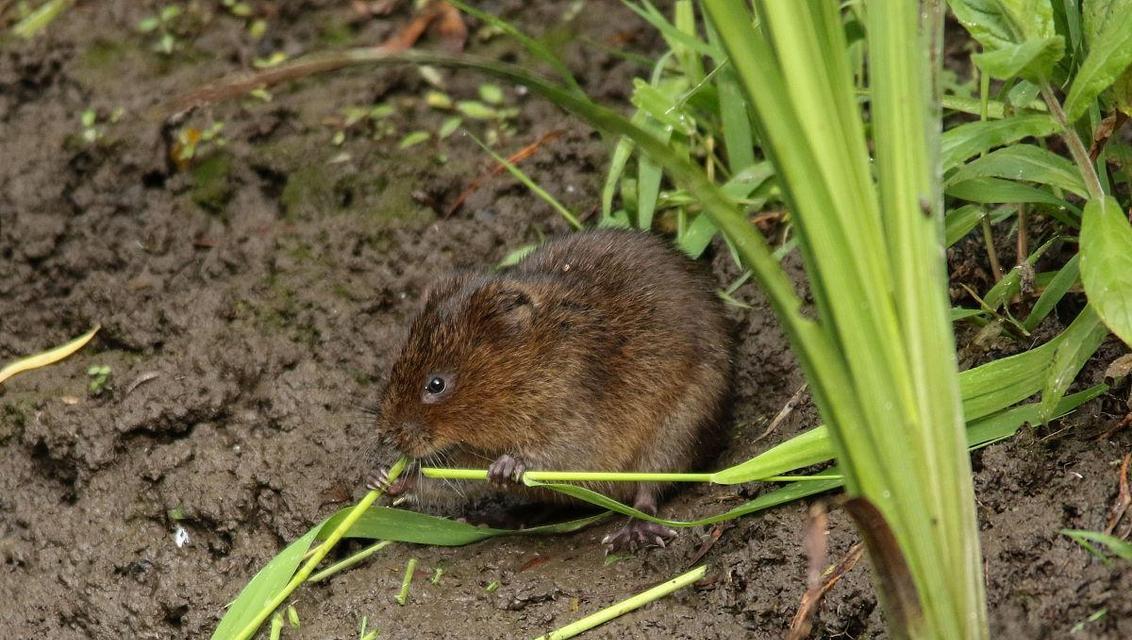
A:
[369, 229, 732, 550]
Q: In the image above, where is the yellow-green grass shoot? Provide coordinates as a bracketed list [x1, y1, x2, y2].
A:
[394, 558, 418, 606]
[533, 564, 706, 640]
[0, 324, 99, 386]
[307, 540, 393, 584]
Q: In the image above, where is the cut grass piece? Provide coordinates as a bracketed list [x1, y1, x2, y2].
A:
[394, 558, 417, 605]
[533, 564, 706, 640]
[10, 0, 74, 39]
[0, 325, 100, 386]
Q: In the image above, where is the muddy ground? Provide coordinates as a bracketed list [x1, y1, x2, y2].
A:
[1, 2, 1130, 639]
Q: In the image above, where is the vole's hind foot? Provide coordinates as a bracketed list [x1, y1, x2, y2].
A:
[488, 454, 527, 486]
[601, 520, 678, 553]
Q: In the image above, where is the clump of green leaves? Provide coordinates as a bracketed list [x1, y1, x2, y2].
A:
[172, 121, 226, 166]
[136, 4, 184, 55]
[86, 364, 111, 396]
[424, 82, 518, 145]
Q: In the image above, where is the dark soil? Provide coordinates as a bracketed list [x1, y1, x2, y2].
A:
[1, 2, 1130, 639]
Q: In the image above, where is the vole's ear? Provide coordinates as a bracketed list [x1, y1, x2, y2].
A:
[473, 281, 538, 331]
[421, 271, 474, 307]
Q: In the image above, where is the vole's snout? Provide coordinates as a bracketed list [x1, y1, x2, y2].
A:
[382, 420, 433, 458]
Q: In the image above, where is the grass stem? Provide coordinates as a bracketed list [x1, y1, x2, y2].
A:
[419, 468, 841, 484]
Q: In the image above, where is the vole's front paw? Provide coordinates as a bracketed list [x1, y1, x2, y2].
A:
[365, 465, 416, 495]
[601, 520, 677, 553]
[487, 454, 527, 486]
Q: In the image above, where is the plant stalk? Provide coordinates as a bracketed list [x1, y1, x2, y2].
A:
[306, 540, 393, 583]
[1040, 84, 1105, 201]
[419, 468, 840, 483]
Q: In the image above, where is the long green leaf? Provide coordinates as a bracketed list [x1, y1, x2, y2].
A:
[947, 144, 1088, 197]
[946, 176, 1076, 210]
[1039, 305, 1109, 422]
[1080, 197, 1132, 345]
[1023, 254, 1080, 331]
[941, 114, 1060, 170]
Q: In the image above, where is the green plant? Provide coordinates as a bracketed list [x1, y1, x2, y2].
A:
[137, 4, 184, 55]
[86, 364, 111, 396]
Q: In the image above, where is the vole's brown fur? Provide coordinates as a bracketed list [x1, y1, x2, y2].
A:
[374, 229, 732, 548]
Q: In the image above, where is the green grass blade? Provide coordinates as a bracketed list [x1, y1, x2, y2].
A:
[464, 131, 582, 229]
[446, 0, 581, 93]
[1062, 529, 1132, 562]
[1023, 253, 1080, 331]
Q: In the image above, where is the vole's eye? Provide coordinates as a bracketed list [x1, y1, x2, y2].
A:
[421, 373, 455, 404]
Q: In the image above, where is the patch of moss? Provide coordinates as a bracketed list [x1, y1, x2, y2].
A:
[280, 164, 338, 220]
[319, 18, 355, 46]
[0, 402, 30, 444]
[191, 152, 234, 213]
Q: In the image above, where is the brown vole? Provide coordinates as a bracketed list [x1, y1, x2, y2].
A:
[369, 229, 732, 550]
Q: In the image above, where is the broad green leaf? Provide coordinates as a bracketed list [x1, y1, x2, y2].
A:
[972, 37, 1065, 81]
[1080, 197, 1132, 345]
[946, 176, 1073, 209]
[945, 205, 987, 247]
[947, 145, 1088, 197]
[1001, 0, 1059, 40]
[941, 114, 1060, 170]
[1039, 305, 1109, 422]
[1064, 0, 1132, 121]
[947, 0, 1017, 50]
[1023, 254, 1080, 331]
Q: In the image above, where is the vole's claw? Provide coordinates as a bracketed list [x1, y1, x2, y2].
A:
[602, 520, 677, 553]
[488, 454, 527, 486]
[365, 465, 415, 495]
